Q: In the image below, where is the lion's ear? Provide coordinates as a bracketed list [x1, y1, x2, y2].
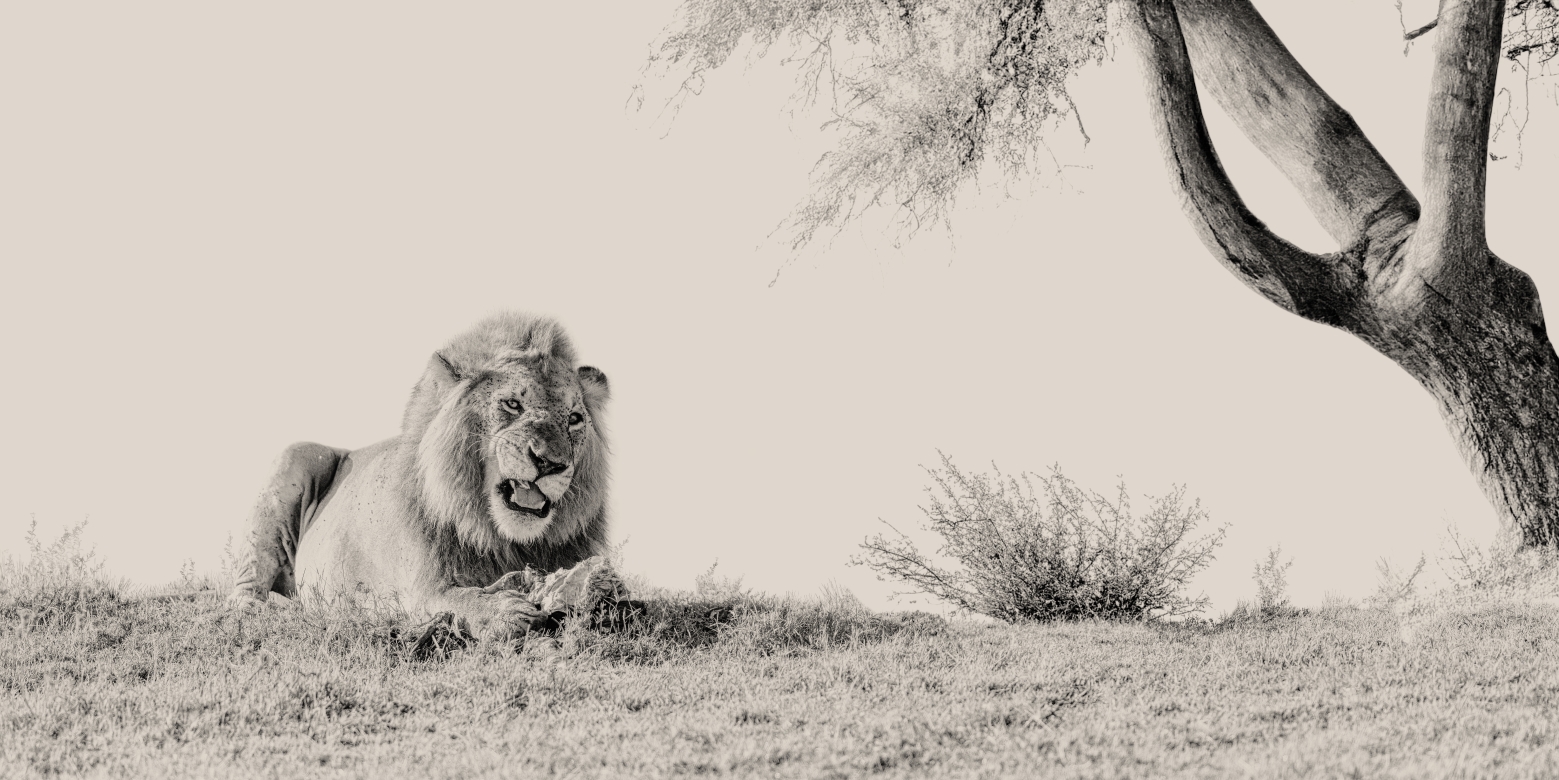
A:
[424, 351, 463, 393]
[578, 365, 610, 409]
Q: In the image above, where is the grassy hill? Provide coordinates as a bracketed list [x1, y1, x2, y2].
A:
[4, 570, 1559, 779]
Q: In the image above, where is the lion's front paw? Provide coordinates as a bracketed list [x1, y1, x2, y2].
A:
[467, 590, 549, 642]
[226, 587, 267, 611]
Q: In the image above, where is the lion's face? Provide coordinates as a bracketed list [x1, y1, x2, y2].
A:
[474, 363, 599, 541]
[406, 315, 610, 554]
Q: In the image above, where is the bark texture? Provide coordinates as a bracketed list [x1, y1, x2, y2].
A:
[1115, 0, 1559, 545]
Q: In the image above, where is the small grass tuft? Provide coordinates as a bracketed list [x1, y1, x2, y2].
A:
[1221, 545, 1306, 625]
[1368, 553, 1427, 611]
[0, 517, 124, 626]
[1252, 544, 1294, 615]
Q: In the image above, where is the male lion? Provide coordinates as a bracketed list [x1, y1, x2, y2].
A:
[229, 312, 611, 637]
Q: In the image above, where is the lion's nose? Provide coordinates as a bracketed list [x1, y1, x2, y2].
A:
[528, 446, 568, 478]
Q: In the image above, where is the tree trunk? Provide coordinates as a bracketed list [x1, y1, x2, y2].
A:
[1115, 0, 1559, 546]
[1384, 257, 1559, 547]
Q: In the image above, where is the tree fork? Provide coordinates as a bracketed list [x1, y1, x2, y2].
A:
[1175, 0, 1419, 249]
[1117, 0, 1559, 545]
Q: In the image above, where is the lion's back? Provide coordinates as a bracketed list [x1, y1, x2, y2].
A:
[292, 438, 431, 603]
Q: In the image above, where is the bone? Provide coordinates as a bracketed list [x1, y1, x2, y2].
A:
[482, 556, 630, 628]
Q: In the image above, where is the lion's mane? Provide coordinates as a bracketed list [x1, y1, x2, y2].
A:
[398, 313, 610, 575]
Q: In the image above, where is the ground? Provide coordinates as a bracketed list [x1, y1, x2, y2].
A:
[3, 578, 1557, 779]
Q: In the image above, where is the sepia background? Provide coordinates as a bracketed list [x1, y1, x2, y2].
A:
[2, 0, 1553, 615]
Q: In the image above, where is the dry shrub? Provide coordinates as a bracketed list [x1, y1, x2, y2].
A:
[856, 453, 1225, 622]
[1439, 525, 1559, 593]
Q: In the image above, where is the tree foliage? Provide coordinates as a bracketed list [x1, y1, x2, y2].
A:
[1504, 0, 1559, 64]
[636, 0, 1107, 248]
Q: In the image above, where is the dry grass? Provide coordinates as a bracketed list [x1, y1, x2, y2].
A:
[2, 585, 1558, 778]
[4, 528, 1559, 778]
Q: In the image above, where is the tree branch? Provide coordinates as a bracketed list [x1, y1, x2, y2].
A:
[1406, 19, 1440, 40]
[1416, 0, 1505, 264]
[1174, 0, 1420, 253]
[1113, 0, 1363, 327]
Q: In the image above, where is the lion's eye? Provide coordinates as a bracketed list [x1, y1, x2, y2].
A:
[502, 399, 523, 413]
[568, 411, 584, 426]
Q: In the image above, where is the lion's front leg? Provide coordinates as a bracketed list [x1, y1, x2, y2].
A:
[228, 442, 344, 605]
[427, 585, 549, 641]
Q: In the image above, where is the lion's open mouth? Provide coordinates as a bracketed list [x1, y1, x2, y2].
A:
[498, 479, 552, 518]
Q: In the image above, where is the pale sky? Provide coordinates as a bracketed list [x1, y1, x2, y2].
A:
[3, 0, 1554, 615]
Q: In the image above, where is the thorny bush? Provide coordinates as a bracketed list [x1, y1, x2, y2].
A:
[856, 453, 1225, 622]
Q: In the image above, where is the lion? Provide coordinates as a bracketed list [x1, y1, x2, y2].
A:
[228, 312, 611, 638]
